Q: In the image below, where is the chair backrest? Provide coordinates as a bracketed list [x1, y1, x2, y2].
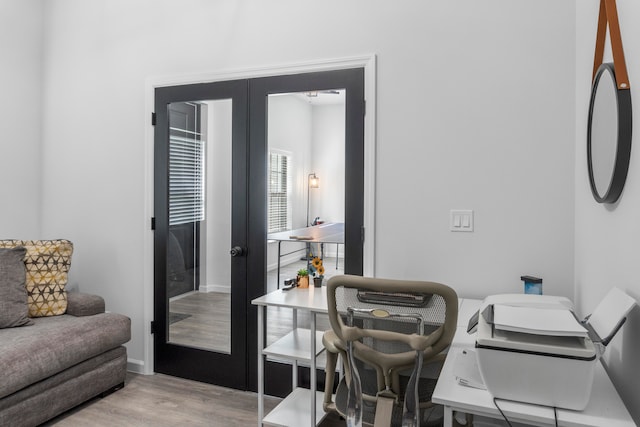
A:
[326, 275, 458, 426]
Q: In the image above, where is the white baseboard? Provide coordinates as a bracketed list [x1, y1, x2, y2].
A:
[127, 358, 148, 374]
[199, 283, 231, 294]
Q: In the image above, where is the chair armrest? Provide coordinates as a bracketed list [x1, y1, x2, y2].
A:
[322, 329, 347, 413]
[66, 292, 106, 316]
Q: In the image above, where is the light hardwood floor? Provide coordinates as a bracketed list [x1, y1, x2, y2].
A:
[42, 372, 345, 426]
[169, 292, 231, 352]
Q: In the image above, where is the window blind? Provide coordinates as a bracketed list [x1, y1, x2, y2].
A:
[169, 133, 205, 226]
[268, 152, 289, 233]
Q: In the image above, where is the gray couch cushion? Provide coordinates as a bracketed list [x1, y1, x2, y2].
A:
[66, 292, 105, 317]
[0, 312, 130, 400]
[0, 247, 32, 329]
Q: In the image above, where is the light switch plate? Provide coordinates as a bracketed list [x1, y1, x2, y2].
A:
[450, 210, 474, 232]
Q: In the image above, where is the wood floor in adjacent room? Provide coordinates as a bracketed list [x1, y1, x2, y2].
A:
[43, 372, 345, 427]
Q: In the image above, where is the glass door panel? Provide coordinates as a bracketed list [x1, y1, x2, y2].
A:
[167, 99, 232, 354]
[265, 89, 346, 347]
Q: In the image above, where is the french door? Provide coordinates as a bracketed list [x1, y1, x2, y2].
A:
[153, 68, 365, 392]
[153, 80, 249, 389]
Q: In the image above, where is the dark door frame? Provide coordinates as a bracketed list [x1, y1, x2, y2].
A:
[145, 56, 376, 390]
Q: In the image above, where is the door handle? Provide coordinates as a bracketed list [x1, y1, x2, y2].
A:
[230, 246, 246, 257]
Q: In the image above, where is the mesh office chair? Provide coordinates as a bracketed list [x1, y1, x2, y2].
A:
[323, 275, 458, 427]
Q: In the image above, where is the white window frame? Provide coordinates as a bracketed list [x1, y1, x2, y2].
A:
[268, 149, 292, 233]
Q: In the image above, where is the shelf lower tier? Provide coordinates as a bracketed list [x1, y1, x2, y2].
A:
[262, 388, 327, 427]
[262, 328, 325, 362]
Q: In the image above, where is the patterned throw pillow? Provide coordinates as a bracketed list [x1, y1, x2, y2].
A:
[0, 240, 73, 317]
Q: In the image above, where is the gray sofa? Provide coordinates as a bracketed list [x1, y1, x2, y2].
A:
[0, 292, 131, 427]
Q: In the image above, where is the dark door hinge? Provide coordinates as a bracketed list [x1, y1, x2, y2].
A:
[151, 112, 157, 126]
[150, 320, 156, 334]
[151, 217, 156, 230]
[361, 226, 365, 243]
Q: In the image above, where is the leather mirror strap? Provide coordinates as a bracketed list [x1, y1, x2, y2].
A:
[592, 0, 607, 81]
[605, 0, 630, 89]
[593, 0, 630, 89]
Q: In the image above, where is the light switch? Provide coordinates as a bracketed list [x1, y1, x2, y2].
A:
[450, 210, 474, 232]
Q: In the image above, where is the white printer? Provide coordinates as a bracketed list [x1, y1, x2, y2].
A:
[467, 289, 635, 411]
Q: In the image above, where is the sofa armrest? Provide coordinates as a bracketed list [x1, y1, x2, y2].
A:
[66, 292, 105, 316]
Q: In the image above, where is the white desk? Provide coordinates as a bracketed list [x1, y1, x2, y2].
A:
[433, 299, 635, 427]
[252, 286, 329, 427]
[267, 223, 344, 287]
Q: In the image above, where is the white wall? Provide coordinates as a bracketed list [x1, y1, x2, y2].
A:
[36, 0, 577, 372]
[0, 0, 43, 237]
[575, 0, 640, 422]
[311, 104, 345, 227]
[373, 2, 576, 299]
[203, 100, 233, 293]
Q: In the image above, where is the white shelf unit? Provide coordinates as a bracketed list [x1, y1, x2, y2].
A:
[254, 286, 330, 427]
[263, 328, 325, 362]
[261, 328, 327, 426]
[262, 388, 327, 427]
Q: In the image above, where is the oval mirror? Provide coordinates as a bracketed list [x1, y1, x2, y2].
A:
[587, 63, 632, 203]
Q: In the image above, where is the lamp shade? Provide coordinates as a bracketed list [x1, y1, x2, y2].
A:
[309, 174, 320, 188]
